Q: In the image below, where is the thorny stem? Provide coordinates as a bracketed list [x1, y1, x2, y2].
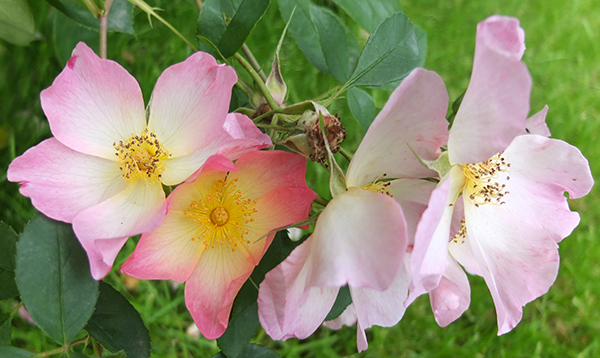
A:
[339, 147, 353, 162]
[99, 0, 114, 59]
[32, 337, 89, 358]
[128, 0, 198, 51]
[242, 44, 267, 82]
[234, 52, 280, 111]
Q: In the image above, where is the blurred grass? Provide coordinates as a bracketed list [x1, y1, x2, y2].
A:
[1, 0, 598, 357]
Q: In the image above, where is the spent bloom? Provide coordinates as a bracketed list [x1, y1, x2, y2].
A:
[8, 42, 270, 279]
[258, 68, 449, 351]
[408, 16, 594, 333]
[121, 151, 316, 339]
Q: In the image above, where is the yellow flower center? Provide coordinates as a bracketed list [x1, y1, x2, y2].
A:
[114, 127, 170, 184]
[461, 152, 511, 207]
[361, 174, 394, 197]
[184, 177, 257, 251]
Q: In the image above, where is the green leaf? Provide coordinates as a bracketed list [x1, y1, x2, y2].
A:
[85, 282, 151, 358]
[0, 0, 36, 46]
[324, 285, 352, 321]
[15, 214, 99, 345]
[331, 0, 401, 33]
[212, 344, 281, 358]
[0, 310, 12, 345]
[52, 10, 99, 66]
[309, 5, 350, 83]
[0, 222, 19, 300]
[46, 0, 134, 34]
[198, 0, 270, 58]
[347, 88, 376, 130]
[0, 346, 35, 358]
[347, 12, 420, 88]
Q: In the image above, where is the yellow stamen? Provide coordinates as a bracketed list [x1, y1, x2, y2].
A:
[461, 152, 510, 207]
[114, 127, 170, 184]
[361, 173, 394, 197]
[184, 178, 257, 251]
[452, 219, 466, 244]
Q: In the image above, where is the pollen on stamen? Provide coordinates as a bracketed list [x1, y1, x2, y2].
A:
[361, 173, 394, 197]
[184, 177, 257, 251]
[461, 152, 511, 207]
[113, 127, 170, 184]
[452, 219, 466, 244]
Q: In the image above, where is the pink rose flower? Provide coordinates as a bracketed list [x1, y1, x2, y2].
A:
[8, 42, 271, 279]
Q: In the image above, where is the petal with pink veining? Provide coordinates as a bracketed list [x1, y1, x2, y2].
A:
[347, 68, 449, 186]
[7, 138, 126, 222]
[41, 42, 146, 159]
[306, 188, 407, 291]
[148, 52, 237, 157]
[449, 16, 531, 164]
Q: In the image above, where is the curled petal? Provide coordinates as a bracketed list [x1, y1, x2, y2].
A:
[307, 188, 407, 291]
[323, 303, 357, 330]
[525, 105, 550, 137]
[81, 236, 129, 280]
[429, 256, 470, 327]
[449, 16, 531, 164]
[218, 113, 273, 159]
[347, 68, 449, 186]
[148, 52, 237, 157]
[7, 138, 125, 222]
[41, 42, 146, 159]
[408, 166, 464, 304]
[258, 238, 339, 341]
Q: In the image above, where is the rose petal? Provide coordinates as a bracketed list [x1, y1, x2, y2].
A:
[347, 68, 449, 186]
[323, 303, 357, 330]
[449, 16, 531, 164]
[7, 138, 126, 222]
[218, 113, 273, 159]
[429, 256, 470, 327]
[81, 236, 129, 280]
[388, 179, 437, 243]
[307, 188, 407, 291]
[525, 105, 550, 137]
[41, 42, 146, 159]
[148, 52, 237, 157]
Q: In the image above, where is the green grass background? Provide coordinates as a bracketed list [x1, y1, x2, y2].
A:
[1, 0, 599, 357]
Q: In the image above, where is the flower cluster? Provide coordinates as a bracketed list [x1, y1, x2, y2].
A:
[8, 15, 593, 351]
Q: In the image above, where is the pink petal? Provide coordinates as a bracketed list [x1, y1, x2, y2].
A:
[323, 304, 357, 330]
[217, 113, 273, 159]
[82, 236, 129, 280]
[120, 211, 204, 282]
[7, 138, 126, 222]
[185, 245, 256, 339]
[388, 179, 437, 243]
[72, 180, 167, 277]
[502, 135, 593, 242]
[347, 68, 449, 186]
[429, 256, 470, 327]
[449, 16, 531, 164]
[307, 188, 407, 291]
[160, 140, 225, 186]
[350, 259, 411, 352]
[41, 42, 146, 159]
[148, 52, 237, 157]
[408, 167, 465, 304]
[258, 237, 339, 340]
[525, 105, 550, 137]
[463, 199, 560, 335]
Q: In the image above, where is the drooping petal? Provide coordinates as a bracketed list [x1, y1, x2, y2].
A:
[323, 303, 357, 330]
[350, 258, 411, 352]
[306, 188, 407, 291]
[185, 244, 256, 339]
[449, 16, 531, 164]
[525, 105, 550, 137]
[80, 236, 129, 280]
[41, 42, 146, 159]
[73, 179, 166, 250]
[347, 68, 449, 186]
[463, 198, 560, 335]
[120, 211, 204, 282]
[408, 166, 465, 304]
[217, 113, 273, 159]
[429, 256, 470, 327]
[502, 135, 593, 242]
[7, 138, 126, 222]
[258, 237, 339, 341]
[388, 179, 437, 242]
[148, 52, 237, 157]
